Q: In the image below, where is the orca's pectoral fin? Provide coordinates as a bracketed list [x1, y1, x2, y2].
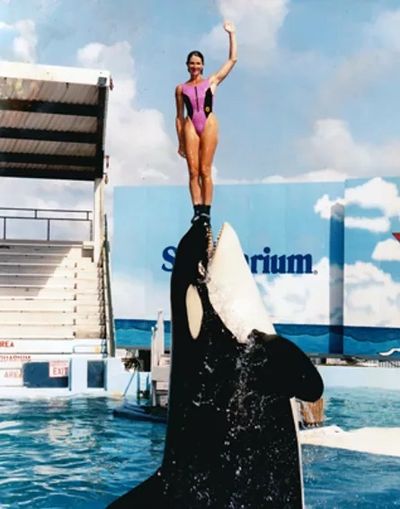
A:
[251, 330, 324, 402]
[107, 470, 166, 509]
[285, 340, 324, 402]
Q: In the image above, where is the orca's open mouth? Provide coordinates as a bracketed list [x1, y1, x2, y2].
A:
[205, 223, 276, 343]
[189, 223, 232, 340]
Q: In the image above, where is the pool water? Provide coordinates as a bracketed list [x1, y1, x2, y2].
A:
[0, 388, 399, 508]
[0, 398, 164, 509]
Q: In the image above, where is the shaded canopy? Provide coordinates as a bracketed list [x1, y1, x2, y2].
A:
[0, 61, 111, 181]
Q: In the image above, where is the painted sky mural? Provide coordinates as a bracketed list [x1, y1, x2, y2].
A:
[113, 177, 400, 355]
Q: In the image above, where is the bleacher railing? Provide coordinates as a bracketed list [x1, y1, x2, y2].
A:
[100, 214, 115, 357]
[0, 207, 93, 241]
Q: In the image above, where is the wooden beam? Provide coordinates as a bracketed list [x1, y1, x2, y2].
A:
[0, 152, 96, 167]
[94, 84, 107, 177]
[0, 127, 97, 144]
[0, 167, 98, 181]
[0, 99, 98, 117]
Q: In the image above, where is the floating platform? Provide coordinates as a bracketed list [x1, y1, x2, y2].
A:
[113, 402, 167, 423]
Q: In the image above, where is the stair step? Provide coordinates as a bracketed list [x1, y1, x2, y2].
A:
[0, 294, 101, 301]
[0, 287, 99, 298]
[0, 237, 105, 343]
[0, 273, 97, 283]
[0, 298, 102, 312]
[0, 324, 105, 339]
[0, 252, 90, 262]
[0, 326, 75, 339]
[0, 239, 84, 247]
[0, 265, 97, 275]
[0, 241, 89, 253]
[0, 299, 101, 311]
[0, 245, 83, 254]
[0, 312, 102, 324]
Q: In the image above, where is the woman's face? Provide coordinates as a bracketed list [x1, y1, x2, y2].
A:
[187, 56, 203, 77]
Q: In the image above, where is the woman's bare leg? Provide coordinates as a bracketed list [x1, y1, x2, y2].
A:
[183, 119, 201, 204]
[199, 115, 218, 205]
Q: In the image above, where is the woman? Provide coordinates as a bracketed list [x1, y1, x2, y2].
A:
[175, 21, 237, 223]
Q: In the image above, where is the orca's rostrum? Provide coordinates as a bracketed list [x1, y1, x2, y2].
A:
[108, 221, 323, 508]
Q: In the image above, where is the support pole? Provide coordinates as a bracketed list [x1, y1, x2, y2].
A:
[93, 177, 104, 263]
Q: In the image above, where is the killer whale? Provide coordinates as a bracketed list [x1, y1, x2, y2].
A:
[108, 221, 323, 508]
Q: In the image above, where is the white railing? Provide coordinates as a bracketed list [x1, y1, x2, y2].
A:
[0, 206, 93, 241]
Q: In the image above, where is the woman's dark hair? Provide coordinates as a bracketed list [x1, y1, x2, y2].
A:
[186, 50, 204, 65]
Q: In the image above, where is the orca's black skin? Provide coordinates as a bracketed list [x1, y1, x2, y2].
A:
[108, 222, 324, 509]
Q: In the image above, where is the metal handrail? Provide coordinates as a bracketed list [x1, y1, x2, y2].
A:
[100, 214, 116, 357]
[0, 206, 92, 214]
[0, 206, 93, 241]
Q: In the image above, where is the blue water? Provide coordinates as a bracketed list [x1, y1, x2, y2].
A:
[0, 398, 164, 509]
[115, 319, 400, 356]
[1, 388, 400, 508]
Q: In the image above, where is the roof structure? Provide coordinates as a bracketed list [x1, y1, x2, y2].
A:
[0, 61, 111, 181]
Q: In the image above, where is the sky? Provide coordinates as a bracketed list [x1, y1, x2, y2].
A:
[2, 0, 400, 203]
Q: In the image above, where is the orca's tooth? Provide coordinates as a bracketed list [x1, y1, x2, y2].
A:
[206, 227, 214, 259]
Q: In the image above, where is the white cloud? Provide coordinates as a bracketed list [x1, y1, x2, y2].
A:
[0, 19, 37, 62]
[302, 119, 371, 173]
[344, 177, 400, 233]
[345, 260, 390, 285]
[314, 194, 345, 220]
[367, 9, 400, 52]
[346, 216, 390, 233]
[215, 168, 347, 185]
[263, 169, 347, 183]
[346, 177, 400, 216]
[200, 0, 289, 69]
[255, 257, 342, 324]
[77, 41, 184, 188]
[372, 238, 400, 261]
[314, 177, 400, 233]
[345, 261, 400, 327]
[13, 20, 37, 62]
[303, 118, 400, 179]
[112, 272, 170, 319]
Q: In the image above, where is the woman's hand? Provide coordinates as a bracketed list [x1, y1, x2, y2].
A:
[178, 145, 186, 158]
[223, 21, 236, 33]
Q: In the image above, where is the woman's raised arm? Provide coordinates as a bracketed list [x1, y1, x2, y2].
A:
[210, 21, 237, 87]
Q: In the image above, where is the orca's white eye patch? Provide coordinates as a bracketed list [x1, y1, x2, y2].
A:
[185, 285, 203, 340]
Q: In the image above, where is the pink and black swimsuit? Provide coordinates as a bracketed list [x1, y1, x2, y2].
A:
[181, 79, 214, 136]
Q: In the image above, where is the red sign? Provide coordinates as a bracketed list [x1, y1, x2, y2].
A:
[0, 354, 31, 362]
[0, 369, 22, 379]
[0, 341, 15, 348]
[49, 361, 69, 378]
